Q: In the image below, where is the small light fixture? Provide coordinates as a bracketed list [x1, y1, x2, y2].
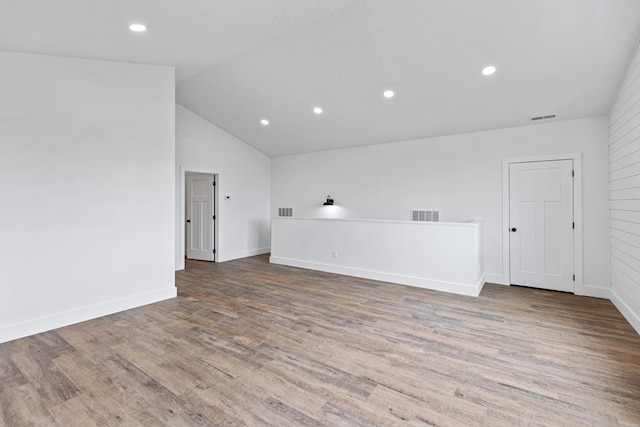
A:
[323, 195, 334, 206]
[313, 106, 323, 114]
[129, 23, 147, 32]
[383, 90, 395, 98]
[260, 119, 270, 126]
[482, 65, 496, 76]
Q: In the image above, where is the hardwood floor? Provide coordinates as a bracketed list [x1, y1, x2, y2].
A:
[1, 254, 640, 426]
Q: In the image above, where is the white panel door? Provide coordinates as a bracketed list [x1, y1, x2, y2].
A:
[186, 172, 214, 261]
[509, 160, 574, 292]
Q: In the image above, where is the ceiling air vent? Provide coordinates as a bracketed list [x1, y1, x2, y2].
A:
[530, 114, 556, 122]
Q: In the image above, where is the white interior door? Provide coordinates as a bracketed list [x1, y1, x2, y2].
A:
[509, 160, 574, 292]
[186, 172, 215, 261]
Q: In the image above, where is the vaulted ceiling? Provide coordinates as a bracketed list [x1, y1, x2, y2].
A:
[2, 1, 640, 156]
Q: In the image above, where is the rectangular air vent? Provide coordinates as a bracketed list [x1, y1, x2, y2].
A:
[278, 207, 293, 217]
[412, 210, 439, 222]
[530, 114, 556, 121]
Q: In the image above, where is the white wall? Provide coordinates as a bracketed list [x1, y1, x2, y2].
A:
[175, 105, 270, 267]
[271, 218, 484, 296]
[609, 41, 640, 334]
[271, 116, 610, 291]
[0, 52, 176, 343]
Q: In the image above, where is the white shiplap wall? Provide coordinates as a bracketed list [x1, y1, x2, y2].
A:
[609, 41, 640, 334]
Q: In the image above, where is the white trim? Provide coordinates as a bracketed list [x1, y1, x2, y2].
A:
[178, 166, 220, 269]
[581, 285, 611, 299]
[220, 247, 271, 262]
[611, 288, 640, 336]
[270, 256, 485, 297]
[501, 153, 584, 294]
[0, 287, 177, 344]
[274, 216, 481, 227]
[484, 273, 508, 285]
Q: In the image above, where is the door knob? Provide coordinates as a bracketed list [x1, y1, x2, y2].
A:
[511, 227, 517, 232]
[186, 219, 191, 223]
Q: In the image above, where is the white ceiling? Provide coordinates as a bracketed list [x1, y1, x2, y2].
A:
[2, 1, 640, 157]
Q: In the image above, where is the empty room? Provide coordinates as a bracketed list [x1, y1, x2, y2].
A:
[2, 1, 640, 425]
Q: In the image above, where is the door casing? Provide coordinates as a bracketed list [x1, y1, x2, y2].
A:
[186, 172, 216, 262]
[178, 166, 219, 269]
[509, 159, 574, 291]
[501, 153, 583, 294]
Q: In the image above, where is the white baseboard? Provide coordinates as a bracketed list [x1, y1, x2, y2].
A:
[177, 247, 271, 267]
[484, 273, 508, 285]
[0, 287, 177, 344]
[219, 247, 270, 262]
[270, 256, 484, 297]
[481, 275, 608, 300]
[610, 288, 640, 336]
[579, 284, 610, 299]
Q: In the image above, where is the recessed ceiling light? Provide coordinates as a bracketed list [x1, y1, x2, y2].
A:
[313, 107, 323, 114]
[482, 65, 496, 76]
[129, 23, 147, 32]
[260, 119, 270, 126]
[383, 90, 395, 98]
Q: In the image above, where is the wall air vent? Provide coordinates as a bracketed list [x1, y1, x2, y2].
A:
[278, 207, 293, 217]
[412, 210, 439, 222]
[530, 114, 557, 122]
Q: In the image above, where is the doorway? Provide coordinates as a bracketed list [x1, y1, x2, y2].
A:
[509, 160, 574, 292]
[185, 172, 217, 262]
[502, 154, 583, 294]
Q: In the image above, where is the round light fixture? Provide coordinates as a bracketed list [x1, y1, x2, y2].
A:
[482, 65, 496, 76]
[383, 90, 395, 98]
[260, 119, 270, 126]
[129, 23, 147, 32]
[313, 107, 323, 114]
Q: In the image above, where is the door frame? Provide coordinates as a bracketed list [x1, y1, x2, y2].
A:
[501, 153, 583, 294]
[178, 166, 219, 269]
[185, 171, 216, 262]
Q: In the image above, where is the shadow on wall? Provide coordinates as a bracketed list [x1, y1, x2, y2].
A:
[253, 219, 271, 249]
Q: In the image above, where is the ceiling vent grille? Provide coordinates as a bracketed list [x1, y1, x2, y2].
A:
[530, 114, 556, 122]
[412, 210, 439, 222]
[278, 207, 293, 217]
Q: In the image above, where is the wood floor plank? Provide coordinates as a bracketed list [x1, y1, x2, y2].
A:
[10, 346, 80, 407]
[98, 352, 213, 425]
[0, 384, 57, 426]
[48, 395, 103, 427]
[1, 254, 640, 426]
[53, 351, 165, 425]
[0, 346, 25, 389]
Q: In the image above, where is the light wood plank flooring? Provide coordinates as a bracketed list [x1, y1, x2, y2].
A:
[1, 254, 640, 426]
